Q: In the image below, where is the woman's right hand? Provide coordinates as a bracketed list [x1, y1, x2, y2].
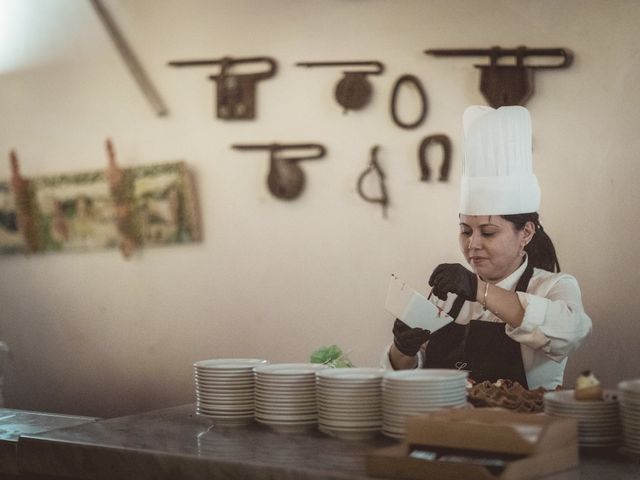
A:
[393, 319, 431, 356]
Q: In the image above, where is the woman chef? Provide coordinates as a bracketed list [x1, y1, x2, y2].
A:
[383, 106, 592, 390]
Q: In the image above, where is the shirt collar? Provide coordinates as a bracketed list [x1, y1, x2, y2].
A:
[495, 255, 529, 291]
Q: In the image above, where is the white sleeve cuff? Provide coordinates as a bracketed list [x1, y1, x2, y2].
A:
[379, 343, 423, 370]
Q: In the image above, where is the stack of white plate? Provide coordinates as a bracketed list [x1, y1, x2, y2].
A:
[253, 363, 328, 434]
[543, 390, 621, 448]
[618, 378, 640, 458]
[193, 358, 267, 426]
[316, 368, 385, 440]
[382, 369, 468, 439]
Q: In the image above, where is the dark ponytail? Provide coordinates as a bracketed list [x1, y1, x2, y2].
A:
[501, 212, 560, 273]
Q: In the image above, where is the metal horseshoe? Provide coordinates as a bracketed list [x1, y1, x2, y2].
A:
[231, 143, 326, 200]
[418, 134, 452, 182]
[390, 74, 428, 129]
[357, 146, 389, 218]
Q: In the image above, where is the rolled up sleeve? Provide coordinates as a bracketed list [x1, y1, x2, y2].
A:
[379, 343, 425, 370]
[506, 275, 592, 361]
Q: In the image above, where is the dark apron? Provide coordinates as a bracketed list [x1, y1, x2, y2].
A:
[423, 263, 534, 388]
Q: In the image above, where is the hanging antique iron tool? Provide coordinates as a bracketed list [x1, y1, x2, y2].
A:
[295, 61, 384, 113]
[357, 146, 389, 218]
[168, 56, 277, 119]
[424, 46, 573, 107]
[390, 74, 428, 129]
[231, 143, 326, 200]
[91, 0, 168, 116]
[418, 134, 452, 182]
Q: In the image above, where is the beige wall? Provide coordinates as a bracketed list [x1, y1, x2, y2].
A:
[0, 0, 638, 418]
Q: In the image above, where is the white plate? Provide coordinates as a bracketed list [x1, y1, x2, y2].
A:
[383, 382, 467, 391]
[317, 384, 381, 392]
[383, 390, 466, 400]
[196, 378, 254, 386]
[543, 389, 619, 406]
[193, 372, 255, 380]
[256, 395, 317, 403]
[255, 392, 317, 401]
[196, 383, 255, 395]
[197, 405, 254, 414]
[255, 412, 318, 421]
[194, 358, 268, 369]
[317, 399, 380, 408]
[318, 394, 381, 403]
[383, 369, 468, 382]
[254, 363, 328, 375]
[318, 411, 382, 421]
[195, 391, 254, 399]
[545, 407, 620, 419]
[194, 367, 256, 374]
[255, 386, 316, 395]
[618, 378, 640, 394]
[318, 417, 382, 428]
[316, 368, 385, 380]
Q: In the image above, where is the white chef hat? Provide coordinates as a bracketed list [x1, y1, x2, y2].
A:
[459, 105, 541, 215]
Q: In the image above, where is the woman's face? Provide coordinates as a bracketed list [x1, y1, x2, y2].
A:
[459, 215, 534, 283]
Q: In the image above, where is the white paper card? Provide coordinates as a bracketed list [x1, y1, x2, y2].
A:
[385, 274, 454, 332]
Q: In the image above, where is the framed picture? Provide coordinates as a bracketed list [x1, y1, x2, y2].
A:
[0, 161, 200, 255]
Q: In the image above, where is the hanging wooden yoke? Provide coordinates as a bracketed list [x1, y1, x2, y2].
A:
[168, 56, 277, 119]
[295, 61, 384, 113]
[424, 46, 573, 107]
[231, 143, 326, 200]
[418, 134, 452, 182]
[390, 74, 428, 129]
[357, 146, 389, 218]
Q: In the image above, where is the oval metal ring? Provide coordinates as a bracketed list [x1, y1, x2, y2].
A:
[390, 74, 428, 129]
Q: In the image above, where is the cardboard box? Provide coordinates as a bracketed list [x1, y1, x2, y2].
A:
[367, 408, 578, 480]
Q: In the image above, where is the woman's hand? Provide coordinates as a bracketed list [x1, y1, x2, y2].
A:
[393, 319, 431, 356]
[428, 263, 478, 302]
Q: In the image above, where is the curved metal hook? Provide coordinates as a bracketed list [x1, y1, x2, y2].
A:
[357, 146, 389, 218]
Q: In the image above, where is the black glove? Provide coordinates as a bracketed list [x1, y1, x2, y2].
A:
[393, 319, 431, 357]
[428, 263, 478, 302]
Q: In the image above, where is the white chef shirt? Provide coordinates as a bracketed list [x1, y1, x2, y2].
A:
[380, 257, 592, 389]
